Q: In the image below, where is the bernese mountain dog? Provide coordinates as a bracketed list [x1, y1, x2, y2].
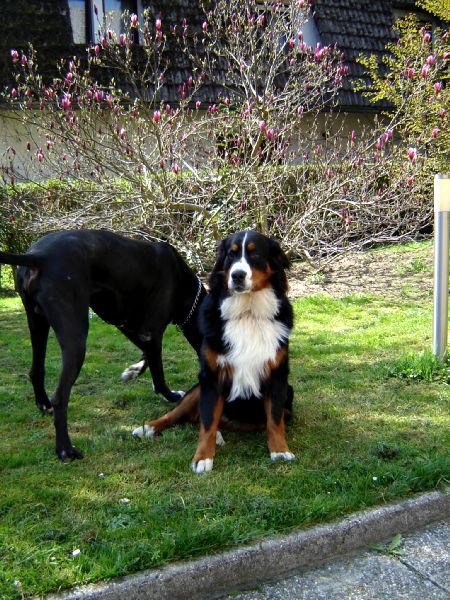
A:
[133, 230, 295, 473]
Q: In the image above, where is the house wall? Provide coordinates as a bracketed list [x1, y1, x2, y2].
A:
[0, 106, 379, 182]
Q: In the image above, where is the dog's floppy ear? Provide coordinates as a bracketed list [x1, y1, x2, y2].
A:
[268, 238, 289, 295]
[212, 238, 227, 273]
[268, 237, 289, 271]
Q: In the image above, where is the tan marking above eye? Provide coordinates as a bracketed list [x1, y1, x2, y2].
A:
[247, 242, 256, 251]
[231, 243, 239, 252]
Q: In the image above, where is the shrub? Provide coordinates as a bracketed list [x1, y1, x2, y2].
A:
[1, 1, 447, 267]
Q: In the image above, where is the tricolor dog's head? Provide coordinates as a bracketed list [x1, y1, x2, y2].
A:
[212, 230, 289, 294]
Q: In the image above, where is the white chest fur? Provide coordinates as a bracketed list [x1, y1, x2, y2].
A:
[218, 288, 290, 401]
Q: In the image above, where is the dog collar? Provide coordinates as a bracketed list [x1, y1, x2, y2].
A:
[177, 275, 203, 329]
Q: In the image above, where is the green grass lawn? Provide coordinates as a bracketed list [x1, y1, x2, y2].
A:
[0, 251, 449, 598]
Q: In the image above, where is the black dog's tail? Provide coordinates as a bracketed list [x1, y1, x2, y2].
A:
[0, 251, 44, 268]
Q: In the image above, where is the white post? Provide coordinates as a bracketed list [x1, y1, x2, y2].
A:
[433, 174, 450, 361]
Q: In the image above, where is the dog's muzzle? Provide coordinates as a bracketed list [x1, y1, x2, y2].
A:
[228, 262, 252, 293]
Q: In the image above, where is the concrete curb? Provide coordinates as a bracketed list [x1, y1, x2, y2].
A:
[50, 488, 449, 600]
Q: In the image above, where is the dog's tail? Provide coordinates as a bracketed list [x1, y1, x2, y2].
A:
[0, 250, 44, 268]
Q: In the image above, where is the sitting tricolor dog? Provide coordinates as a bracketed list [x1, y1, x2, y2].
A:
[133, 230, 295, 473]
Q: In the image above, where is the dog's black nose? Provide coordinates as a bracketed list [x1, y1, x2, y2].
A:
[231, 270, 246, 284]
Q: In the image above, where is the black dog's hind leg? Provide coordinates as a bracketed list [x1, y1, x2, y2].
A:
[144, 335, 184, 403]
[50, 309, 89, 461]
[25, 307, 52, 413]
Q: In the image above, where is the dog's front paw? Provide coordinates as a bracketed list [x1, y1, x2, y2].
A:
[57, 446, 84, 461]
[121, 360, 146, 383]
[270, 451, 296, 461]
[191, 458, 214, 474]
[132, 424, 155, 438]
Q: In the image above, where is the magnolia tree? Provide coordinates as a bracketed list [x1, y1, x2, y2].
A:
[357, 15, 449, 177]
[1, 1, 448, 267]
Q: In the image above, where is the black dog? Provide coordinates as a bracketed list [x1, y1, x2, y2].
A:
[0, 230, 206, 460]
[133, 230, 295, 473]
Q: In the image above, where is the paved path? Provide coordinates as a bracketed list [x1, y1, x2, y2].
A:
[222, 521, 450, 600]
[54, 491, 449, 600]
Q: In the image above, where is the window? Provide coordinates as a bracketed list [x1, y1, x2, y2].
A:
[68, 0, 143, 44]
[69, 0, 87, 44]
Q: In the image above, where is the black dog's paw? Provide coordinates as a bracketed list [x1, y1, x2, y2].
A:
[57, 446, 84, 461]
[166, 390, 185, 403]
[36, 403, 53, 415]
[36, 398, 53, 414]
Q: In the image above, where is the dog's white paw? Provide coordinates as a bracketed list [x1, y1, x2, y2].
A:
[121, 360, 146, 383]
[172, 390, 185, 398]
[270, 451, 296, 461]
[216, 431, 225, 446]
[191, 458, 214, 474]
[132, 424, 155, 438]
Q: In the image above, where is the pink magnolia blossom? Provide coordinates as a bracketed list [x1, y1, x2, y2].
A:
[434, 81, 442, 94]
[101, 37, 107, 48]
[267, 128, 274, 141]
[37, 148, 44, 162]
[95, 90, 104, 103]
[421, 64, 430, 78]
[10, 49, 19, 63]
[202, 21, 208, 32]
[61, 94, 71, 110]
[195, 100, 201, 110]
[155, 18, 162, 30]
[407, 147, 417, 162]
[440, 110, 446, 119]
[119, 33, 125, 46]
[426, 54, 435, 66]
[443, 51, 450, 60]
[326, 168, 333, 178]
[153, 110, 161, 122]
[432, 127, 439, 138]
[156, 30, 163, 41]
[172, 163, 180, 174]
[131, 13, 138, 27]
[387, 129, 393, 140]
[46, 140, 54, 150]
[94, 44, 100, 56]
[11, 88, 17, 98]
[423, 32, 431, 43]
[407, 67, 414, 79]
[259, 120, 266, 132]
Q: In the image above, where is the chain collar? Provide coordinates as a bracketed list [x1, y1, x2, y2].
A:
[177, 275, 203, 330]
